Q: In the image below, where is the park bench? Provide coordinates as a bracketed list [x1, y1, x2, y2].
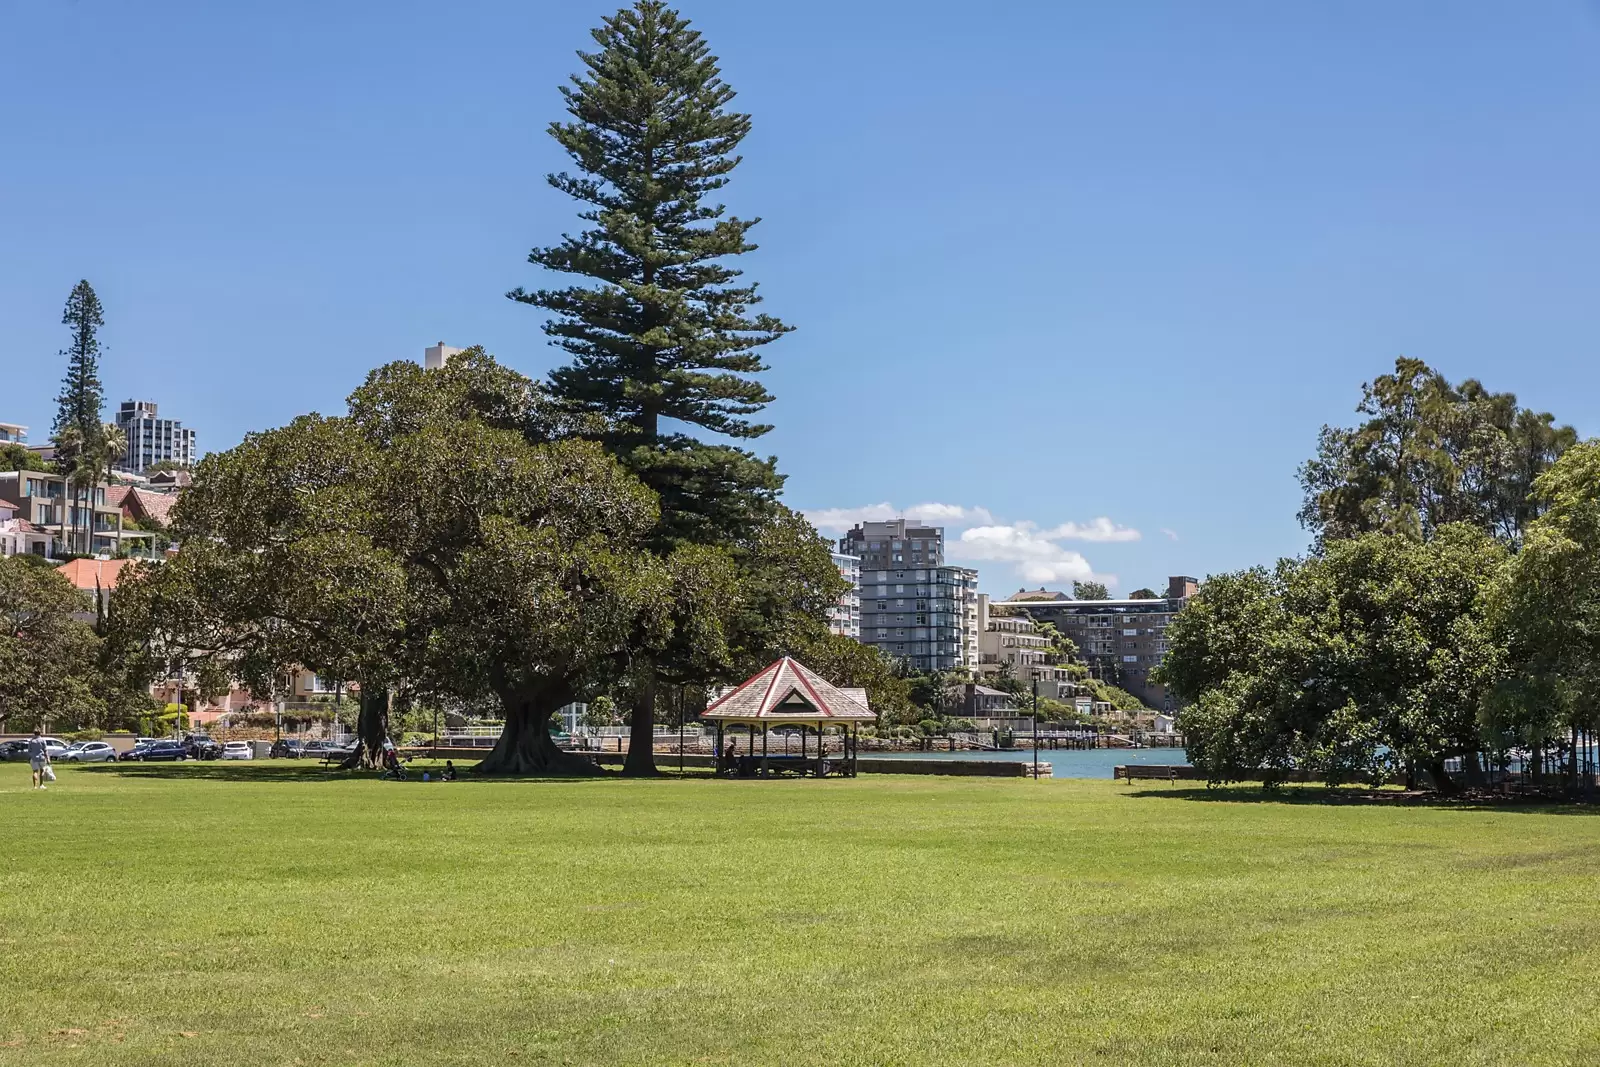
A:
[1116, 765, 1179, 783]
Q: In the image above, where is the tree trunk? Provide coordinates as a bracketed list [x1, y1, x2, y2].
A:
[622, 677, 659, 777]
[335, 688, 390, 769]
[1425, 759, 1458, 795]
[477, 688, 600, 776]
[1463, 750, 1487, 788]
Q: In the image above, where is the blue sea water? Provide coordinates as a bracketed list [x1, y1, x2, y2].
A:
[873, 747, 1189, 779]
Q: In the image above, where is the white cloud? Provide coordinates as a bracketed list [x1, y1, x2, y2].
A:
[803, 501, 993, 534]
[803, 502, 898, 533]
[907, 502, 994, 525]
[801, 503, 1140, 589]
[1161, 528, 1180, 542]
[1042, 517, 1142, 543]
[954, 524, 1114, 587]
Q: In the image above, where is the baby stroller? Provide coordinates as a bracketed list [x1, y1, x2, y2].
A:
[379, 745, 408, 781]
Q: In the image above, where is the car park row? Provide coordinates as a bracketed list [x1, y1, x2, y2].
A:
[2, 736, 358, 763]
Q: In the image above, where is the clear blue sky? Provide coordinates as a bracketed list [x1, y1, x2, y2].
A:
[4, 1, 1599, 595]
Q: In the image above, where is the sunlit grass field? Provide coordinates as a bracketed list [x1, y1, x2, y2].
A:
[2, 761, 1598, 1065]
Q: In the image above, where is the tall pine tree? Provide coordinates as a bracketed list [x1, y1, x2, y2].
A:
[53, 280, 107, 446]
[510, 0, 791, 549]
[52, 281, 108, 556]
[511, 2, 798, 774]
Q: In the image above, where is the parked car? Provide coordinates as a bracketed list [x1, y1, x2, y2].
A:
[269, 738, 306, 759]
[0, 740, 30, 761]
[183, 735, 223, 760]
[125, 740, 188, 762]
[222, 741, 254, 761]
[64, 741, 118, 763]
[302, 740, 343, 759]
[40, 737, 71, 760]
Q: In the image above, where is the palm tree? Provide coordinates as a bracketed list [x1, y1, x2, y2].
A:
[99, 422, 128, 556]
[53, 425, 85, 556]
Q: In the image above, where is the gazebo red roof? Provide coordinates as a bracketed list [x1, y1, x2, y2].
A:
[701, 657, 875, 724]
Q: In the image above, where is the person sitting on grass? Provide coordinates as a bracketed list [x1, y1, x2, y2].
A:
[441, 760, 457, 782]
[380, 747, 407, 781]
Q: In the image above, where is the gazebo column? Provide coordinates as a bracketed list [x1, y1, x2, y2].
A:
[761, 723, 769, 778]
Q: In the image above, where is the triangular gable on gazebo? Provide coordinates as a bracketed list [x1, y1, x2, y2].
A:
[701, 657, 876, 724]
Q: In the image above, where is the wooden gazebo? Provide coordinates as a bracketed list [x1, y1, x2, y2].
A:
[701, 657, 876, 777]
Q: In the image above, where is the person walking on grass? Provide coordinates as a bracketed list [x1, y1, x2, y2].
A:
[28, 730, 51, 790]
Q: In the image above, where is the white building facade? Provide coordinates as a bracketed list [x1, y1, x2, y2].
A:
[828, 552, 862, 638]
[115, 400, 196, 473]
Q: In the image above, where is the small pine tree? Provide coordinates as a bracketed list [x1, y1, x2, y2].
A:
[510, 1, 791, 544]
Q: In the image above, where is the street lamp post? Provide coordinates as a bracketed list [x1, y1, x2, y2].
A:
[1032, 677, 1039, 780]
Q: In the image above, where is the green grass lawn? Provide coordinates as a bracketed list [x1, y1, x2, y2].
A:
[3, 762, 1600, 1066]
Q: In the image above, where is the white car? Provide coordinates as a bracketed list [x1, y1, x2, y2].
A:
[64, 741, 118, 763]
[40, 737, 71, 759]
[222, 741, 254, 761]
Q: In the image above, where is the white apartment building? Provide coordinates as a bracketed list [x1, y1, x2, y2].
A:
[842, 519, 980, 673]
[424, 342, 465, 370]
[829, 552, 861, 638]
[116, 400, 196, 473]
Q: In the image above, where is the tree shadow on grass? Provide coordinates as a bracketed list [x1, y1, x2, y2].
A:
[1123, 783, 1600, 815]
[76, 761, 711, 785]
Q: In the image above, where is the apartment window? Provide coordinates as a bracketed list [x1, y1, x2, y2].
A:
[877, 601, 887, 610]
[1123, 655, 1138, 663]
[892, 541, 903, 549]
[1123, 628, 1139, 636]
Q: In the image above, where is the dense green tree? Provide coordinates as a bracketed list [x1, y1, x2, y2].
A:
[1128, 588, 1160, 600]
[1299, 358, 1574, 548]
[1494, 441, 1600, 786]
[1, 443, 36, 472]
[115, 415, 409, 766]
[1072, 580, 1110, 601]
[119, 351, 701, 775]
[1160, 527, 1508, 789]
[0, 556, 108, 732]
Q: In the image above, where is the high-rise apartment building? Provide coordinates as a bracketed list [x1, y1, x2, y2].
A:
[840, 520, 979, 673]
[828, 552, 862, 638]
[1003, 576, 1198, 710]
[115, 401, 196, 473]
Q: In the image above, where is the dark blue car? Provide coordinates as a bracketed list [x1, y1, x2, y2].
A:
[122, 740, 188, 762]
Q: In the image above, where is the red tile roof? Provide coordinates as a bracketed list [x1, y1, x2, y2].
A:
[126, 488, 178, 528]
[55, 557, 141, 591]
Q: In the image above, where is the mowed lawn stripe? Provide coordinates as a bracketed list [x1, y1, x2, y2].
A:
[2, 763, 1599, 1065]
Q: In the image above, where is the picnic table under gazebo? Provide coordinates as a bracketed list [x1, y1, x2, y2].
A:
[701, 656, 876, 778]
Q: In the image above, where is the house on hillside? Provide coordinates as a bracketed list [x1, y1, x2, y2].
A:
[106, 485, 178, 531]
[0, 501, 52, 559]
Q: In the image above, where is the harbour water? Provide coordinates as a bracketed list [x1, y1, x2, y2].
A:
[875, 747, 1189, 779]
